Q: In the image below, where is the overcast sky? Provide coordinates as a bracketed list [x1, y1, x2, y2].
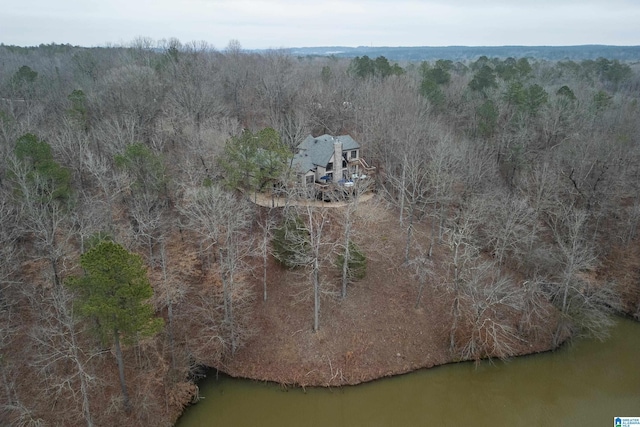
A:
[1, 0, 639, 49]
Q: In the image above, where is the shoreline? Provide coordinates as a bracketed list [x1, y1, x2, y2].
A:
[210, 326, 567, 389]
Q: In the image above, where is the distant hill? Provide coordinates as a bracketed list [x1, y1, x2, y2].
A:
[279, 45, 640, 61]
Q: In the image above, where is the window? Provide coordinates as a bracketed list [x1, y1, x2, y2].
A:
[351, 150, 357, 159]
[326, 162, 333, 171]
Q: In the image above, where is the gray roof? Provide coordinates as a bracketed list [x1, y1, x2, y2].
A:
[292, 134, 360, 173]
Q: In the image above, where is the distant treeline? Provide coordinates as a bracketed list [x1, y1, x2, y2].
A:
[4, 42, 639, 62]
[285, 45, 640, 61]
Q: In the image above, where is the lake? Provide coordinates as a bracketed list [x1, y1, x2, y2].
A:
[177, 317, 640, 427]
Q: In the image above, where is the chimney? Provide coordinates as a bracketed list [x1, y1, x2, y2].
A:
[333, 137, 342, 183]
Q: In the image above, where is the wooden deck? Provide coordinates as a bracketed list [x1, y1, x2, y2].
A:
[250, 189, 376, 208]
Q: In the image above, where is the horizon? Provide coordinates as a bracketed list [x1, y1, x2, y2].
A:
[1, 1, 639, 50]
[4, 41, 640, 50]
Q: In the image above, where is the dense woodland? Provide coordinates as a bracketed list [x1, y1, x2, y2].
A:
[1, 39, 640, 426]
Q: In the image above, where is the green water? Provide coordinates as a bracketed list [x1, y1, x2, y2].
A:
[177, 318, 640, 427]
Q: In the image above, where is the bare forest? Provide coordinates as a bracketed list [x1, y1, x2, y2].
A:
[1, 40, 639, 426]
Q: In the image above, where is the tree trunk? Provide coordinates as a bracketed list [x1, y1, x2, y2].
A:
[561, 276, 571, 316]
[341, 244, 350, 299]
[262, 225, 269, 301]
[263, 249, 268, 302]
[51, 256, 61, 287]
[399, 156, 407, 226]
[219, 247, 231, 323]
[404, 206, 414, 264]
[113, 329, 131, 413]
[167, 298, 175, 370]
[74, 343, 94, 427]
[161, 245, 176, 371]
[415, 276, 425, 309]
[453, 239, 460, 284]
[313, 259, 320, 332]
[450, 295, 460, 354]
[148, 235, 154, 267]
[342, 209, 352, 299]
[1, 367, 14, 408]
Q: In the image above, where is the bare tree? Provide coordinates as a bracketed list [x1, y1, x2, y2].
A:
[277, 107, 312, 151]
[178, 185, 255, 353]
[166, 44, 223, 132]
[302, 204, 334, 333]
[185, 269, 254, 364]
[155, 241, 187, 371]
[0, 319, 19, 424]
[49, 119, 92, 190]
[8, 154, 71, 287]
[128, 191, 166, 264]
[545, 204, 619, 344]
[70, 191, 112, 254]
[444, 208, 480, 353]
[219, 41, 258, 122]
[385, 151, 431, 264]
[520, 161, 559, 254]
[338, 178, 372, 298]
[517, 276, 552, 340]
[454, 262, 524, 362]
[0, 188, 22, 424]
[548, 206, 596, 323]
[275, 190, 337, 332]
[81, 145, 125, 234]
[474, 192, 537, 269]
[28, 286, 99, 427]
[94, 63, 165, 144]
[425, 135, 458, 256]
[115, 142, 168, 264]
[220, 229, 255, 354]
[408, 243, 433, 309]
[171, 117, 239, 190]
[257, 51, 296, 132]
[443, 201, 528, 361]
[90, 115, 138, 159]
[257, 209, 275, 302]
[0, 187, 20, 305]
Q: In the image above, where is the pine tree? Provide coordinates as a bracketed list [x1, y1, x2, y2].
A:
[66, 241, 163, 413]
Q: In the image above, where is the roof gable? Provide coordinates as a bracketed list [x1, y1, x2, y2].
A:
[292, 134, 360, 173]
[297, 134, 360, 151]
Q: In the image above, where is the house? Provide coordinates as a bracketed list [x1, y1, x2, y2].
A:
[291, 134, 374, 187]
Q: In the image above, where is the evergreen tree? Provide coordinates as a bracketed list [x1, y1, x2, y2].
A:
[469, 65, 498, 93]
[218, 127, 290, 195]
[336, 240, 367, 281]
[66, 241, 163, 413]
[14, 133, 72, 205]
[272, 214, 310, 269]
